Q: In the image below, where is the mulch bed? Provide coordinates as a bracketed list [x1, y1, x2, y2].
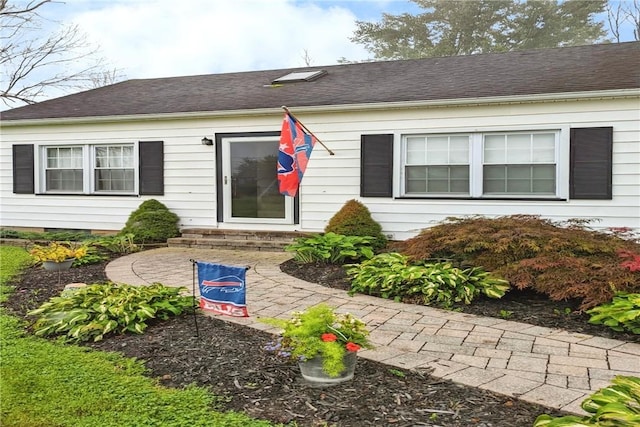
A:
[4, 257, 637, 426]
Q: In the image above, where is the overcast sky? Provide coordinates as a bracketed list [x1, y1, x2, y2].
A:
[43, 0, 422, 81]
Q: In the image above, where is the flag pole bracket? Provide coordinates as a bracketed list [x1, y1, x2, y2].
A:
[281, 106, 335, 155]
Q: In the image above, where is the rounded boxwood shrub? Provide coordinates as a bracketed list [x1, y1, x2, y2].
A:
[120, 199, 180, 244]
[324, 199, 387, 250]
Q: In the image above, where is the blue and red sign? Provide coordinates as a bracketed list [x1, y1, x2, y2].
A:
[197, 261, 248, 317]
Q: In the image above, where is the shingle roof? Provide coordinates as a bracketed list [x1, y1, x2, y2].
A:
[2, 42, 639, 121]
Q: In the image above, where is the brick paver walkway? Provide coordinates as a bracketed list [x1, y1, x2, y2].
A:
[105, 247, 640, 415]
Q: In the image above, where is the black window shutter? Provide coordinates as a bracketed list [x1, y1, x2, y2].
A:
[570, 127, 612, 200]
[139, 141, 164, 195]
[361, 134, 393, 197]
[12, 144, 35, 194]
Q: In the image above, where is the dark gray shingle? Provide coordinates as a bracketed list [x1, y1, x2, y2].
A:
[2, 42, 638, 121]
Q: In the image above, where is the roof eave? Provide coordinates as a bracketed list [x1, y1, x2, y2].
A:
[1, 88, 638, 127]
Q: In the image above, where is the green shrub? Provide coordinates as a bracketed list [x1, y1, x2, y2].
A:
[0, 229, 91, 242]
[285, 232, 374, 264]
[0, 229, 22, 239]
[41, 230, 93, 241]
[28, 283, 194, 342]
[120, 199, 180, 243]
[395, 215, 640, 309]
[325, 199, 387, 250]
[346, 252, 509, 308]
[534, 376, 640, 426]
[587, 292, 640, 334]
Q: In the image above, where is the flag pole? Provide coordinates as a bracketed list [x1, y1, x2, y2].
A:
[282, 106, 335, 156]
[189, 259, 200, 337]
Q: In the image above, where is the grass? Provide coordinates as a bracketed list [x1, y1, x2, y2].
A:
[0, 246, 279, 427]
[0, 246, 32, 303]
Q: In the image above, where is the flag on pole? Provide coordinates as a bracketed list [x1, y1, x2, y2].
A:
[277, 112, 317, 197]
[196, 261, 248, 317]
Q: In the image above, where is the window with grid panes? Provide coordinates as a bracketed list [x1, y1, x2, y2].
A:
[401, 131, 558, 198]
[41, 144, 136, 194]
[94, 145, 135, 192]
[45, 147, 84, 192]
[483, 132, 556, 195]
[404, 135, 470, 195]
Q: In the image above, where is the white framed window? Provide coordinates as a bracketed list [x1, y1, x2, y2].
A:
[405, 134, 470, 195]
[401, 130, 560, 198]
[483, 132, 556, 196]
[39, 143, 137, 194]
[94, 145, 135, 192]
[45, 147, 84, 192]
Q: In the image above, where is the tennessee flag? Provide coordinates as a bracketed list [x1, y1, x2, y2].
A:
[277, 112, 317, 197]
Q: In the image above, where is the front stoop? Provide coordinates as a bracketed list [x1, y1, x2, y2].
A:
[167, 229, 312, 251]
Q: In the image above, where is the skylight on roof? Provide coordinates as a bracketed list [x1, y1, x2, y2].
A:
[272, 70, 327, 84]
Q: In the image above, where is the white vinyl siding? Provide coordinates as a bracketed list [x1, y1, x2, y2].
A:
[1, 95, 637, 238]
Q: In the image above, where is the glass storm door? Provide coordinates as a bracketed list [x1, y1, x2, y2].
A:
[222, 137, 293, 224]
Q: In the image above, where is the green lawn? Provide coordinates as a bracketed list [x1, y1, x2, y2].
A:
[0, 246, 279, 427]
[0, 246, 32, 303]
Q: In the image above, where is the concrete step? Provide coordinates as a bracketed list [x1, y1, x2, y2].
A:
[167, 229, 312, 252]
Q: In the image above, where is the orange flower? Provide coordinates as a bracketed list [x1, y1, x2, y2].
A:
[345, 342, 361, 352]
[321, 333, 337, 342]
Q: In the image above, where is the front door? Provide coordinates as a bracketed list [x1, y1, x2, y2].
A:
[221, 136, 293, 224]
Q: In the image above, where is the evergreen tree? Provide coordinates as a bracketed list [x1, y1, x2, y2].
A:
[351, 0, 608, 60]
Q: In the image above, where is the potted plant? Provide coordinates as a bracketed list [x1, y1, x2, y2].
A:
[29, 242, 88, 271]
[260, 304, 373, 386]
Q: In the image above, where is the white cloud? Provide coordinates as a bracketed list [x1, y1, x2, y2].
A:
[71, 0, 371, 79]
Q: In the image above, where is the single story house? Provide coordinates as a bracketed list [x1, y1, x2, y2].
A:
[1, 42, 639, 241]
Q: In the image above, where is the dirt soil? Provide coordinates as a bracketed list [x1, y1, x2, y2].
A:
[4, 258, 637, 427]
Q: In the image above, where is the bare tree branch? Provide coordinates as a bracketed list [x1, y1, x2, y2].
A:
[301, 49, 313, 66]
[627, 0, 640, 40]
[0, 0, 124, 108]
[0, 0, 55, 16]
[89, 67, 126, 88]
[604, 0, 640, 42]
[606, 0, 624, 42]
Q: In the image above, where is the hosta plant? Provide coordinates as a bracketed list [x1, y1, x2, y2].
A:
[587, 292, 640, 334]
[69, 245, 109, 266]
[91, 233, 139, 255]
[28, 282, 194, 342]
[346, 252, 509, 308]
[534, 376, 640, 426]
[285, 232, 375, 264]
